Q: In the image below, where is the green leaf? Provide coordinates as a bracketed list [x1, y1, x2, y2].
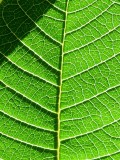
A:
[0, 0, 120, 159]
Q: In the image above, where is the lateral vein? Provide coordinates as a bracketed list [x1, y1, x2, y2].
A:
[0, 132, 56, 151]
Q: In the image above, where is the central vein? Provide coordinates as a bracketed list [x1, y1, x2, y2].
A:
[57, 0, 69, 160]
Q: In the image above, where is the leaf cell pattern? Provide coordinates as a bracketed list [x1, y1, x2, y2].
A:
[0, 0, 120, 159]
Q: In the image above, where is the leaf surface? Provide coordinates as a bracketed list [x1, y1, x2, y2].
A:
[0, 0, 120, 159]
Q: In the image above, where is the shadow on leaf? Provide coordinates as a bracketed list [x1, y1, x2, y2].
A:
[0, 0, 59, 159]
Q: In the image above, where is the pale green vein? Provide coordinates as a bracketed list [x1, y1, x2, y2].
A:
[112, 0, 120, 5]
[0, 80, 57, 115]
[61, 115, 97, 123]
[17, 0, 62, 45]
[2, 14, 60, 72]
[0, 110, 56, 133]
[0, 132, 56, 151]
[103, 128, 120, 139]
[61, 118, 120, 142]
[57, 0, 69, 159]
[1, 52, 58, 87]
[107, 10, 120, 15]
[63, 53, 120, 81]
[61, 84, 120, 111]
[43, 14, 64, 22]
[61, 144, 80, 159]
[47, 0, 66, 13]
[98, 92, 119, 121]
[68, 0, 97, 14]
[66, 3, 114, 34]
[43, 156, 55, 160]
[64, 24, 120, 54]
[93, 150, 120, 160]
[106, 92, 120, 103]
[0, 0, 120, 159]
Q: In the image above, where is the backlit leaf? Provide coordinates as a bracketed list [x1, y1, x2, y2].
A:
[0, 0, 120, 159]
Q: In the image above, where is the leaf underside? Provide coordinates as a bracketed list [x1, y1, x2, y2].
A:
[0, 0, 120, 159]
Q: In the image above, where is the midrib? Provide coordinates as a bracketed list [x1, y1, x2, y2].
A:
[57, 0, 69, 160]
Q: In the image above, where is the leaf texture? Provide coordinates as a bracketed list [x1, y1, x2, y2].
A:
[0, 0, 120, 159]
